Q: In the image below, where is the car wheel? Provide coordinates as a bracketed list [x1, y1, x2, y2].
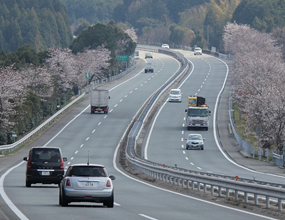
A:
[104, 192, 114, 208]
[60, 189, 68, 207]
[25, 179, 31, 187]
[205, 127, 208, 131]
[201, 147, 204, 150]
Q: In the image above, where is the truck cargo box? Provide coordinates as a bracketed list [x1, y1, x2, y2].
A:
[90, 89, 110, 114]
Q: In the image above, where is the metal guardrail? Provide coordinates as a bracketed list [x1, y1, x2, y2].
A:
[124, 47, 285, 211]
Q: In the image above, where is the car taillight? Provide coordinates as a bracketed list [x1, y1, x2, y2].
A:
[65, 178, 71, 186]
[27, 158, 32, 169]
[60, 158, 64, 170]
[106, 180, 111, 187]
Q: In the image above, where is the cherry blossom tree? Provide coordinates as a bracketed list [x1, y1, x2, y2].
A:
[124, 27, 138, 43]
[0, 66, 28, 132]
[223, 22, 285, 152]
[21, 65, 53, 101]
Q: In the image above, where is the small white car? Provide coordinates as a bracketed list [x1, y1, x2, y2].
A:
[194, 47, 202, 55]
[161, 44, 170, 49]
[185, 134, 205, 150]
[168, 89, 182, 102]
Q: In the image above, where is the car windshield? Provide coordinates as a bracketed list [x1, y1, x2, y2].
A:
[187, 108, 208, 117]
[66, 166, 107, 177]
[171, 91, 180, 95]
[189, 135, 202, 140]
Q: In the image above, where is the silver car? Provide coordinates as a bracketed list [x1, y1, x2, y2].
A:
[185, 134, 205, 150]
[59, 163, 115, 207]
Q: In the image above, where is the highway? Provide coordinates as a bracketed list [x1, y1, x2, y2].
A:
[0, 50, 283, 220]
[145, 50, 285, 184]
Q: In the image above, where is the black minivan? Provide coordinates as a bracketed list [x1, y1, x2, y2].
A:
[23, 146, 67, 187]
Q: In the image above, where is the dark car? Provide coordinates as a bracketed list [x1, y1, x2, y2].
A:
[59, 163, 115, 207]
[23, 146, 67, 187]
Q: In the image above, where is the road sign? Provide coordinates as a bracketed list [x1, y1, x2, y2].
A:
[85, 72, 90, 79]
[116, 55, 129, 62]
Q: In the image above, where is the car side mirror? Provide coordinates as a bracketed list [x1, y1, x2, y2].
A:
[62, 157, 67, 162]
[23, 157, 28, 161]
[185, 109, 187, 113]
[109, 175, 116, 180]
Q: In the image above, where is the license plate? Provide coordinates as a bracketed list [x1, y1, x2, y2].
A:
[79, 181, 98, 187]
[41, 171, 50, 176]
[96, 108, 102, 111]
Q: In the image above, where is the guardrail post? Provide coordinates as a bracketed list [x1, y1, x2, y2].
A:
[182, 179, 185, 188]
[266, 196, 270, 209]
[191, 181, 195, 190]
[211, 185, 214, 195]
[187, 180, 190, 189]
[218, 186, 222, 197]
[204, 184, 207, 193]
[226, 188, 230, 198]
[244, 192, 248, 203]
[197, 182, 201, 191]
[235, 190, 238, 200]
[254, 194, 259, 205]
[278, 198, 282, 211]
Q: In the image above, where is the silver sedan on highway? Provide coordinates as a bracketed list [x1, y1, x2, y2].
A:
[59, 163, 115, 207]
[185, 134, 205, 150]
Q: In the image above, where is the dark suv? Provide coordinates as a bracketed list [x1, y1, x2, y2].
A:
[23, 146, 67, 187]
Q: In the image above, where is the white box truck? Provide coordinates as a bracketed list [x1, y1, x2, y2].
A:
[90, 89, 110, 114]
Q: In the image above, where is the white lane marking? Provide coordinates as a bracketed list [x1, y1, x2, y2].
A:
[0, 162, 29, 220]
[185, 157, 189, 160]
[71, 157, 74, 160]
[80, 144, 84, 148]
[125, 95, 128, 98]
[109, 109, 113, 112]
[139, 214, 158, 220]
[190, 163, 194, 165]
[181, 138, 184, 141]
[197, 167, 202, 170]
[104, 115, 107, 118]
[114, 104, 118, 107]
[86, 137, 89, 141]
[130, 91, 133, 94]
[183, 151, 186, 155]
[120, 99, 123, 102]
[75, 151, 78, 154]
[92, 129, 95, 133]
[114, 202, 121, 206]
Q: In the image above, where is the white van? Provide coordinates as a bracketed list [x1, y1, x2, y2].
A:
[168, 89, 182, 102]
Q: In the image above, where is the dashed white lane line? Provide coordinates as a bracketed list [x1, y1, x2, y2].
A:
[86, 137, 89, 141]
[98, 122, 102, 125]
[139, 214, 158, 220]
[92, 129, 95, 133]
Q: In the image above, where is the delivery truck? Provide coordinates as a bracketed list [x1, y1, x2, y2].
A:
[90, 89, 110, 114]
